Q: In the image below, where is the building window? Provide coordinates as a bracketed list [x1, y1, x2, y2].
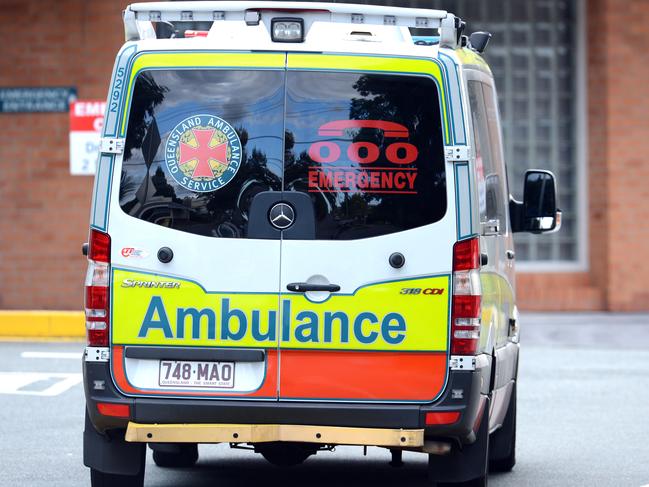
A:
[335, 0, 582, 265]
[428, 0, 582, 265]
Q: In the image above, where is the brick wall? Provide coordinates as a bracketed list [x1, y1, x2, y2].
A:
[0, 0, 648, 311]
[518, 0, 649, 311]
[0, 0, 124, 310]
[602, 0, 649, 310]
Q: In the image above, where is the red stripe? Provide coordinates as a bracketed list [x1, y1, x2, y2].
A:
[279, 350, 447, 401]
[111, 345, 278, 398]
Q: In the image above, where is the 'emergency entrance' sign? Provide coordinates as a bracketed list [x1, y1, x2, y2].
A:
[69, 100, 105, 175]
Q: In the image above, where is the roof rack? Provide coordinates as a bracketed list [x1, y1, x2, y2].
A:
[123, 1, 462, 48]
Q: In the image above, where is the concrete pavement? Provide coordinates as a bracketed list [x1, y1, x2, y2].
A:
[0, 313, 647, 486]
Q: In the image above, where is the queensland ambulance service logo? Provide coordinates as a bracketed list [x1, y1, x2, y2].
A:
[165, 114, 242, 192]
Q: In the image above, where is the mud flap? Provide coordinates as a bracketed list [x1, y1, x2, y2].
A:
[427, 396, 489, 484]
[83, 409, 145, 476]
[489, 382, 516, 472]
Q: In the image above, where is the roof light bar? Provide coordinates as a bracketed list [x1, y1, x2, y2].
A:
[123, 1, 460, 47]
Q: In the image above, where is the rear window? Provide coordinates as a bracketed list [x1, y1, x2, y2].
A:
[119, 69, 446, 239]
[285, 71, 447, 239]
[119, 69, 285, 238]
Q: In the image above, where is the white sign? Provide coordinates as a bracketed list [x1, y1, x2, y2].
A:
[69, 100, 105, 175]
[0, 372, 82, 396]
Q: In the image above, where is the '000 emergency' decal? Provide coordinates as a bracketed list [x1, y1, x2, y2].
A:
[307, 120, 419, 195]
[112, 269, 450, 352]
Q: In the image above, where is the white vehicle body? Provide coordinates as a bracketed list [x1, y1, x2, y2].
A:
[82, 4, 560, 486]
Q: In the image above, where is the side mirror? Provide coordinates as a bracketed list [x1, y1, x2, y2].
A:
[510, 170, 562, 233]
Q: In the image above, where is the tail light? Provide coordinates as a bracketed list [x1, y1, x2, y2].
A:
[451, 238, 482, 355]
[85, 230, 111, 346]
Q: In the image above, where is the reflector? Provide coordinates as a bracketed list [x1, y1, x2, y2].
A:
[425, 411, 460, 425]
[97, 402, 130, 418]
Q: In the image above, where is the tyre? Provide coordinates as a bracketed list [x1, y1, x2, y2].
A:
[90, 468, 144, 487]
[257, 442, 316, 467]
[428, 398, 490, 486]
[489, 383, 517, 472]
[439, 477, 487, 487]
[152, 444, 199, 468]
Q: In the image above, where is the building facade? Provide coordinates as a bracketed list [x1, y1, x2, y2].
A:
[0, 0, 647, 311]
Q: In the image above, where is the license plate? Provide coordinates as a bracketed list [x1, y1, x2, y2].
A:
[158, 360, 235, 388]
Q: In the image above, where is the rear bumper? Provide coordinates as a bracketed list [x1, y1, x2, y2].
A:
[84, 352, 493, 445]
[125, 422, 424, 448]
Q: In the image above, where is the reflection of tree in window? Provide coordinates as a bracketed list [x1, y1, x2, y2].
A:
[123, 73, 167, 161]
[203, 132, 280, 238]
[284, 71, 447, 240]
[151, 167, 175, 199]
[119, 69, 285, 239]
[348, 75, 445, 236]
[284, 129, 339, 223]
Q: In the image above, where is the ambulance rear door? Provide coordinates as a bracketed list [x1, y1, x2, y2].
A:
[277, 54, 456, 403]
[107, 52, 287, 400]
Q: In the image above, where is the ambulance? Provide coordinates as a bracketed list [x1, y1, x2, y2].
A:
[82, 3, 561, 486]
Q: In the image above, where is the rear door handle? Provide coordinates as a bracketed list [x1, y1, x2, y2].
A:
[287, 282, 341, 293]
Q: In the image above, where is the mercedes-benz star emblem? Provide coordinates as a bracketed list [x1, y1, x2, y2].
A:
[269, 203, 295, 230]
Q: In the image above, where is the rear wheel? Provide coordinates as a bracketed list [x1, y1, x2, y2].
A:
[152, 444, 199, 468]
[428, 398, 489, 486]
[90, 468, 144, 487]
[489, 383, 516, 472]
[439, 477, 487, 487]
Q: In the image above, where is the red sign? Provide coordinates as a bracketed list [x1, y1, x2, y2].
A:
[69, 100, 106, 132]
[69, 100, 106, 175]
[307, 120, 419, 194]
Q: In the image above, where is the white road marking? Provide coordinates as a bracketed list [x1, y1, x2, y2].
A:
[0, 372, 82, 396]
[21, 351, 81, 360]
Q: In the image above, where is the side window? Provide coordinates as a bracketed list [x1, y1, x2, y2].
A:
[467, 80, 508, 233]
[481, 83, 510, 228]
